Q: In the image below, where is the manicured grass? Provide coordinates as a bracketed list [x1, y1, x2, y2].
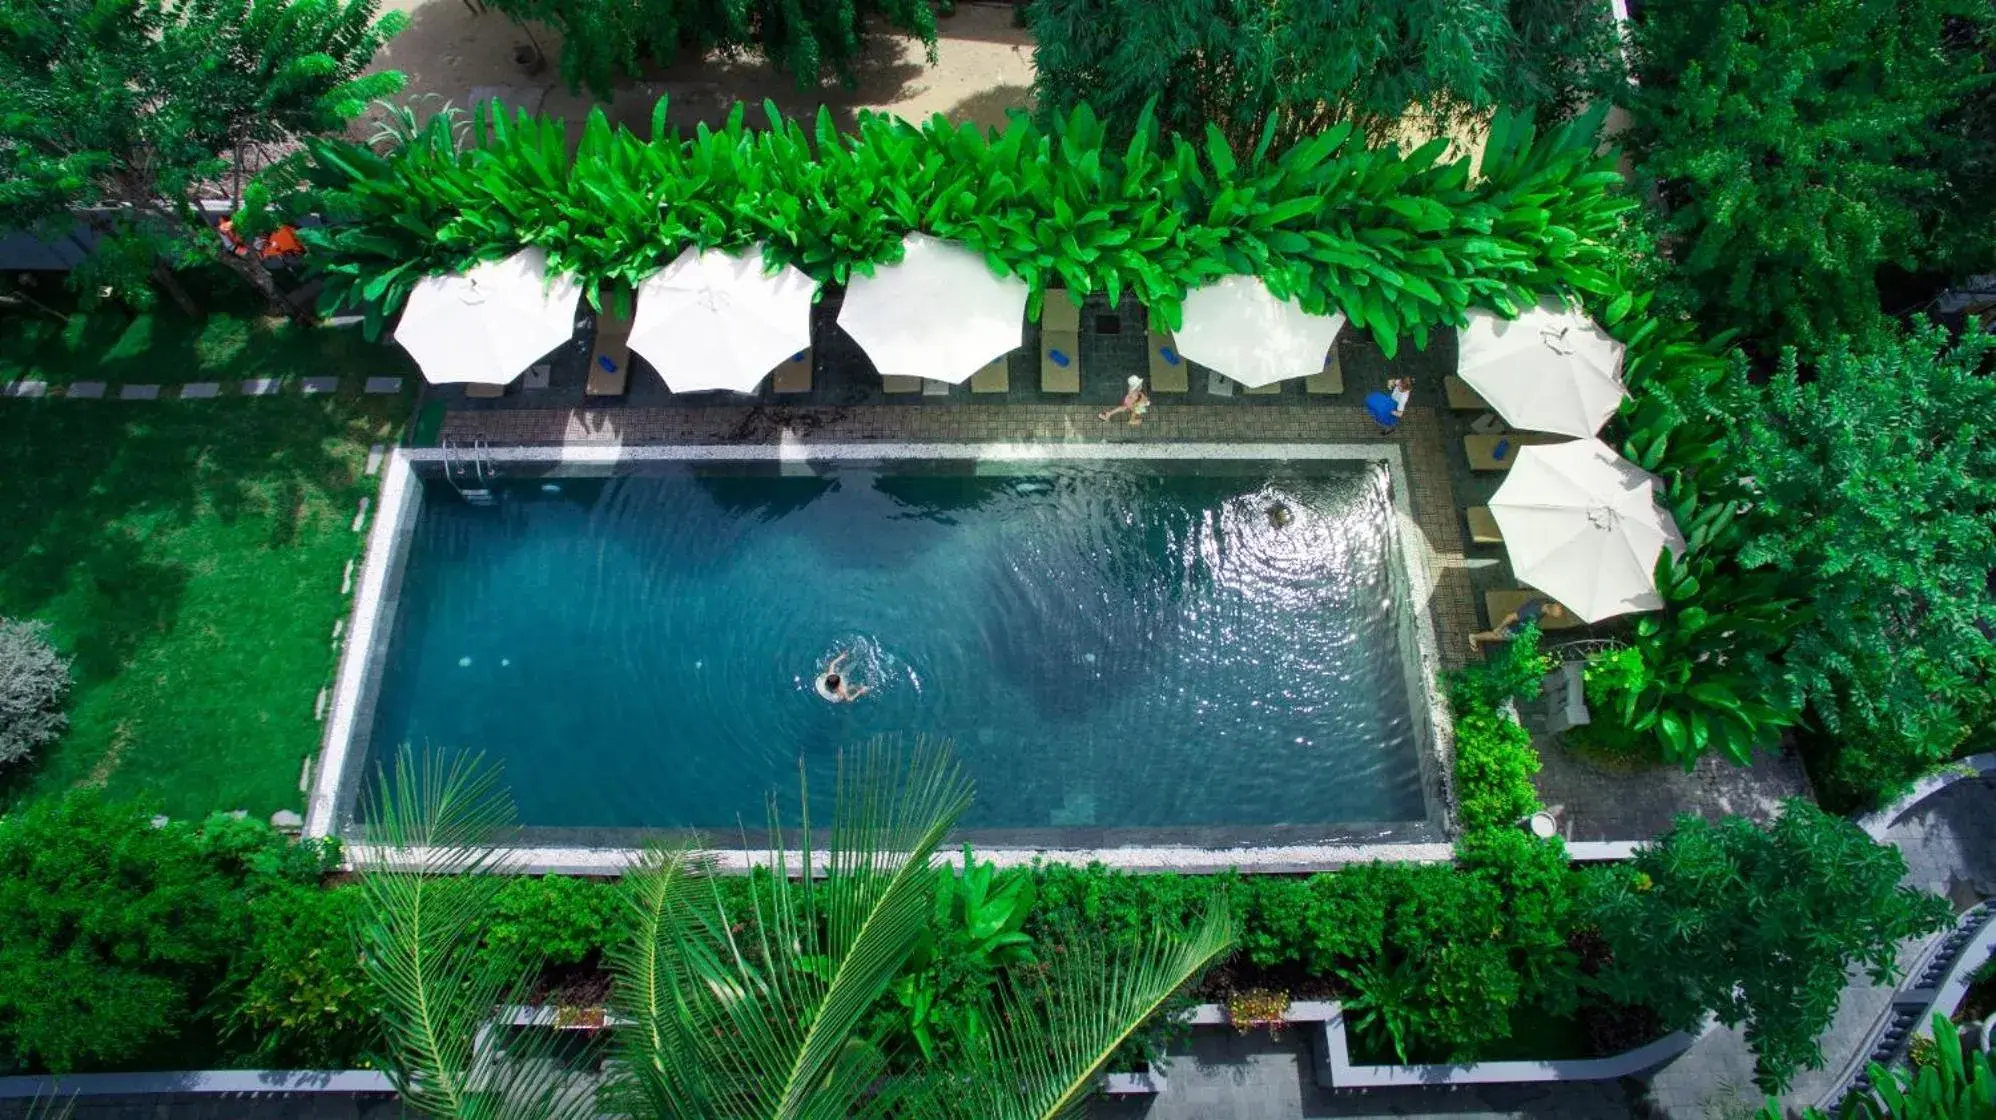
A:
[0, 391, 405, 817]
[0, 305, 414, 386]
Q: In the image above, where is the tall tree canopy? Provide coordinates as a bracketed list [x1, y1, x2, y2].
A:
[1729, 321, 1996, 807]
[1027, 0, 1625, 149]
[1583, 802, 1950, 1093]
[0, 0, 406, 317]
[484, 0, 940, 102]
[1625, 0, 1996, 354]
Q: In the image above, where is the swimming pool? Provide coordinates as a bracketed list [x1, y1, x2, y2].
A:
[323, 448, 1443, 853]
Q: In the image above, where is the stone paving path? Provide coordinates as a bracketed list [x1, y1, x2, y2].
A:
[1646, 777, 1996, 1118]
[1087, 1031, 1642, 1120]
[1531, 741, 1812, 844]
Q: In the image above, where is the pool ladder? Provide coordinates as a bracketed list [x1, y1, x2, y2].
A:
[442, 437, 497, 506]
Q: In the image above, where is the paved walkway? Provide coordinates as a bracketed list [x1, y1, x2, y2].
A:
[1087, 1031, 1641, 1119]
[1531, 741, 1812, 844]
[1646, 778, 1996, 1118]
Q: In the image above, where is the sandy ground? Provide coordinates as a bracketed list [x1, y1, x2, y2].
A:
[362, 0, 1491, 165]
[366, 0, 1036, 136]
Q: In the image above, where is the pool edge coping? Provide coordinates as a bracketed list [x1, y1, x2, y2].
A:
[307, 442, 1459, 874]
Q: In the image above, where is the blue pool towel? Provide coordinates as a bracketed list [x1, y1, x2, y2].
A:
[1364, 391, 1398, 426]
[1160, 346, 1181, 365]
[1049, 348, 1071, 367]
[597, 355, 618, 373]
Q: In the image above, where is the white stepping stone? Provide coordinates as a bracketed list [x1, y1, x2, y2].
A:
[921, 378, 951, 396]
[180, 382, 220, 399]
[4, 380, 48, 398]
[364, 444, 386, 476]
[66, 381, 106, 399]
[242, 378, 282, 396]
[302, 377, 339, 395]
[364, 376, 403, 394]
[1205, 371, 1235, 397]
[120, 384, 161, 400]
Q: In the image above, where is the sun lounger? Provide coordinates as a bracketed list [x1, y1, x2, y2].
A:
[1147, 330, 1189, 393]
[1445, 375, 1491, 411]
[464, 382, 506, 399]
[1465, 433, 1557, 471]
[970, 355, 1010, 393]
[1041, 331, 1081, 393]
[881, 375, 924, 394]
[1306, 348, 1344, 394]
[1466, 506, 1503, 545]
[585, 313, 633, 398]
[772, 349, 811, 394]
[1043, 290, 1081, 333]
[1485, 588, 1582, 632]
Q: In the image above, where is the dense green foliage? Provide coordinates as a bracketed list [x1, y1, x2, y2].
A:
[0, 0, 405, 315]
[484, 0, 938, 102]
[0, 793, 335, 1073]
[0, 386, 405, 816]
[1583, 801, 1951, 1092]
[1564, 283, 1805, 768]
[1624, 0, 1996, 353]
[0, 617, 70, 767]
[301, 98, 1634, 355]
[220, 882, 374, 1068]
[1779, 1015, 1996, 1119]
[1727, 322, 1996, 808]
[354, 747, 1236, 1120]
[1026, 0, 1624, 149]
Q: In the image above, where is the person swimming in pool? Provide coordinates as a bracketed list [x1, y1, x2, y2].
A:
[816, 649, 871, 703]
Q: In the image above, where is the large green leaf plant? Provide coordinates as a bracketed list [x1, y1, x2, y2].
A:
[352, 744, 1234, 1119]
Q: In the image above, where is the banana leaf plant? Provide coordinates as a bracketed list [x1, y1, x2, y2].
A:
[298, 95, 1635, 360]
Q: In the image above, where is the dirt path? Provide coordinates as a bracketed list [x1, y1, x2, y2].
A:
[367, 0, 1035, 135]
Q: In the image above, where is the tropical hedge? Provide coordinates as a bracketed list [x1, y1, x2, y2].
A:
[296, 96, 1803, 774]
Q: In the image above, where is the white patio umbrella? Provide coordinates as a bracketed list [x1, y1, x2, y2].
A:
[836, 233, 1028, 383]
[629, 245, 817, 393]
[1172, 275, 1345, 389]
[1489, 438, 1687, 624]
[1457, 299, 1626, 438]
[394, 247, 582, 385]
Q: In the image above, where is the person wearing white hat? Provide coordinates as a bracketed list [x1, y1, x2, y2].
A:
[1098, 374, 1152, 425]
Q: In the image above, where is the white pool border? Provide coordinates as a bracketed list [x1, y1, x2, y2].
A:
[307, 442, 1456, 874]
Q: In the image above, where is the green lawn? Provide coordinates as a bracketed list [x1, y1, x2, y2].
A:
[0, 305, 413, 386]
[0, 390, 405, 817]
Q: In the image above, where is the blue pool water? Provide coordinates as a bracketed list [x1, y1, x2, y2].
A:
[356, 460, 1432, 846]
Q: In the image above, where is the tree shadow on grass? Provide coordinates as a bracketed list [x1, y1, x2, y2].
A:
[0, 394, 397, 806]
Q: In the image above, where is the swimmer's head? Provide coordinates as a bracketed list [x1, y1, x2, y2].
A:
[825, 674, 842, 689]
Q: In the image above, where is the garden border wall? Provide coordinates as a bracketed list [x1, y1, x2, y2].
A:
[0, 1069, 395, 1099]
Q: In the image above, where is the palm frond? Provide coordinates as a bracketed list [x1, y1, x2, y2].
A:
[606, 737, 972, 1120]
[351, 748, 601, 1120]
[942, 903, 1238, 1120]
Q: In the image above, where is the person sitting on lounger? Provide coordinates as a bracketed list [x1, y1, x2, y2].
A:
[1469, 597, 1566, 652]
[816, 649, 871, 703]
[1099, 375, 1150, 425]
